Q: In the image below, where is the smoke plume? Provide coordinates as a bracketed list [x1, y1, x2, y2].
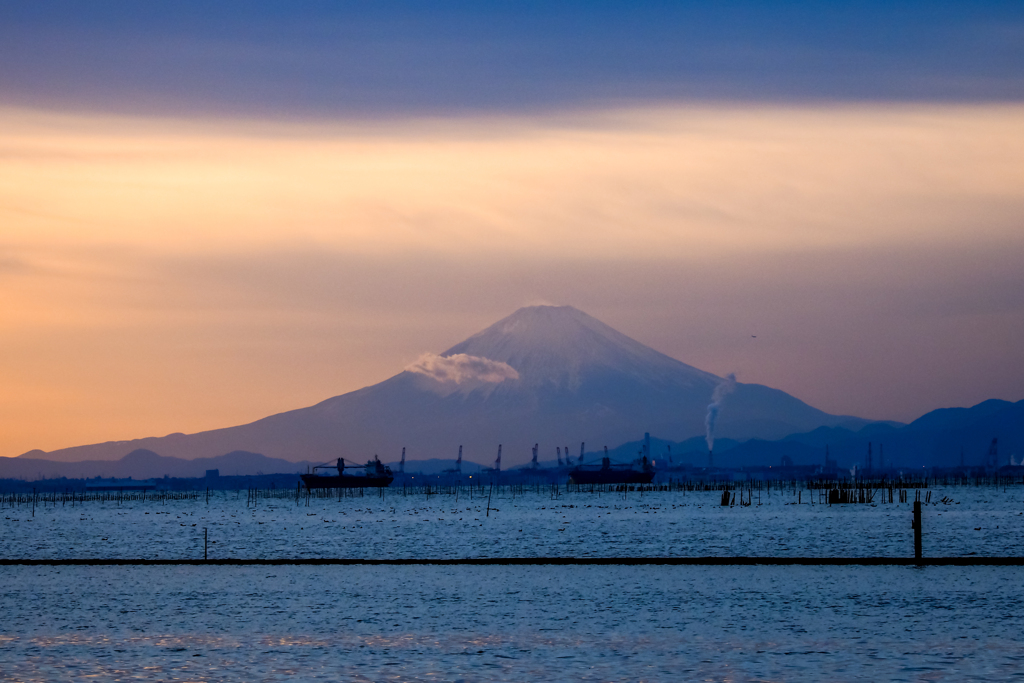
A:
[705, 373, 737, 451]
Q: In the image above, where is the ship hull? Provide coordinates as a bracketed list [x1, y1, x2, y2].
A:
[301, 473, 394, 489]
[568, 469, 655, 485]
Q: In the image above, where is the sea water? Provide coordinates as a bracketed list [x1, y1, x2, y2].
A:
[3, 485, 1023, 559]
[2, 486, 1023, 680]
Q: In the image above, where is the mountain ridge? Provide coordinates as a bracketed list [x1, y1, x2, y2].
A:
[5, 398, 1018, 479]
[15, 305, 876, 466]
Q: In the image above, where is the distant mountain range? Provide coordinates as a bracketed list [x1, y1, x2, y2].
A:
[12, 305, 877, 467]
[1, 398, 1019, 481]
[0, 449, 311, 481]
[607, 398, 1023, 470]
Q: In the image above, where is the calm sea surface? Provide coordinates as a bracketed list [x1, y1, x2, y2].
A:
[2, 486, 1023, 680]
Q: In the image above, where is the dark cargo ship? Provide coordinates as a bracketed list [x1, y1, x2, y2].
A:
[569, 456, 655, 485]
[301, 457, 394, 489]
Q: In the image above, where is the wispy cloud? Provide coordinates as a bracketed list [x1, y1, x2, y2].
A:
[406, 353, 519, 386]
[3, 105, 1022, 260]
[0, 254, 31, 275]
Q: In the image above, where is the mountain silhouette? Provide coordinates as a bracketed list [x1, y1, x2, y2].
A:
[17, 305, 872, 466]
[0, 449, 312, 480]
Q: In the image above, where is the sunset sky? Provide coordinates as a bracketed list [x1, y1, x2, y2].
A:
[2, 2, 1023, 457]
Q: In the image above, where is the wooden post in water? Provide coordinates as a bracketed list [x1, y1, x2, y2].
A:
[912, 501, 922, 559]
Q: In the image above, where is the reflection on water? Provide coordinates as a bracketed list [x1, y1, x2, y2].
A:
[1, 564, 1023, 681]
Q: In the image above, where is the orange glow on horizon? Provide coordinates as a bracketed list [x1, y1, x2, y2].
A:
[1, 103, 1023, 457]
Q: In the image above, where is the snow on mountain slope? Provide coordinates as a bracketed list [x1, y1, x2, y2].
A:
[443, 305, 717, 391]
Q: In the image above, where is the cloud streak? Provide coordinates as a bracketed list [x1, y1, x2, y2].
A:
[406, 353, 519, 386]
[3, 105, 1022, 260]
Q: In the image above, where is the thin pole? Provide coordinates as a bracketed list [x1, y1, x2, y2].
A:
[912, 501, 922, 560]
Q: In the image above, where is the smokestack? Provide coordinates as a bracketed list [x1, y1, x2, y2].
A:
[667, 444, 672, 464]
[579, 442, 585, 465]
[495, 444, 502, 473]
[399, 447, 406, 474]
[556, 447, 563, 466]
[456, 445, 462, 473]
[708, 449, 713, 469]
[531, 444, 538, 468]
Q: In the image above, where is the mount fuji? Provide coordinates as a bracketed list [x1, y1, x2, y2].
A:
[18, 305, 873, 467]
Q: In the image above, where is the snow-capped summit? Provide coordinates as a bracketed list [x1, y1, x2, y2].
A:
[444, 305, 717, 391]
[23, 305, 872, 465]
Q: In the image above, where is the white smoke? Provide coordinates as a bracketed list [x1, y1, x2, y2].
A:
[704, 373, 737, 452]
[406, 353, 520, 385]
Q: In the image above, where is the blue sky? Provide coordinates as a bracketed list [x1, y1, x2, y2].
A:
[2, 2, 1023, 117]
